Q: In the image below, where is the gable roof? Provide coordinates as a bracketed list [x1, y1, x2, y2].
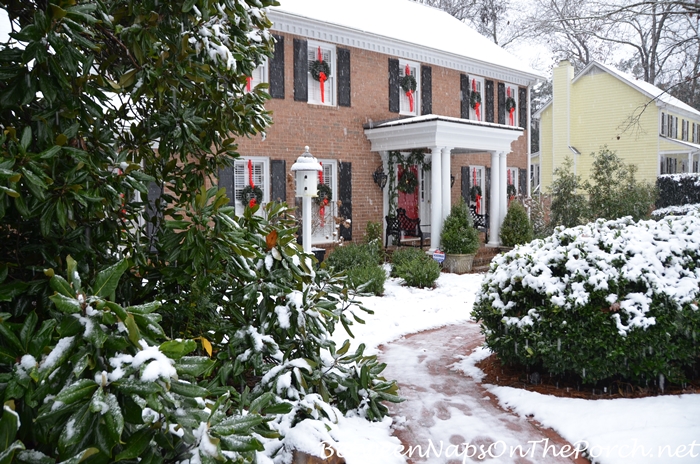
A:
[535, 61, 700, 119]
[268, 0, 542, 85]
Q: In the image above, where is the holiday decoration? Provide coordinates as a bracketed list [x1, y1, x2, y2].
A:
[311, 47, 330, 102]
[316, 164, 332, 226]
[241, 185, 263, 207]
[246, 76, 252, 92]
[400, 64, 417, 112]
[471, 168, 482, 213]
[397, 168, 418, 194]
[506, 87, 516, 126]
[470, 79, 481, 120]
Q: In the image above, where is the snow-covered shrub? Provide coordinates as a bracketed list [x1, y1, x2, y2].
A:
[499, 201, 533, 247]
[473, 213, 700, 384]
[0, 257, 274, 463]
[656, 173, 700, 209]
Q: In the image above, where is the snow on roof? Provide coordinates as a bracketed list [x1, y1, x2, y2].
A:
[582, 61, 700, 118]
[270, 0, 541, 79]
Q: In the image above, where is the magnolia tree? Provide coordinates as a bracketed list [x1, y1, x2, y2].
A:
[0, 1, 399, 462]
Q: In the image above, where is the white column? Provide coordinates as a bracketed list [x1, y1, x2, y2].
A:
[499, 151, 508, 227]
[380, 151, 389, 243]
[488, 151, 501, 246]
[689, 152, 693, 173]
[430, 147, 443, 250]
[441, 147, 452, 222]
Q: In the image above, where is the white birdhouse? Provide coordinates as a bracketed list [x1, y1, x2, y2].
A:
[291, 146, 323, 197]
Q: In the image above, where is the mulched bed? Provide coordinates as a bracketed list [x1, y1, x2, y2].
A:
[477, 354, 700, 399]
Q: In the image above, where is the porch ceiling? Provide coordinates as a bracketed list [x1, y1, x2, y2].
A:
[363, 114, 523, 153]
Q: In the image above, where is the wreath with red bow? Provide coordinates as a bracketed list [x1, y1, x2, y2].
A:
[314, 183, 333, 206]
[505, 96, 517, 112]
[400, 73, 417, 93]
[311, 60, 331, 81]
[241, 185, 263, 206]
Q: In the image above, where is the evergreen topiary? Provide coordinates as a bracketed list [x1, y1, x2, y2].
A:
[500, 201, 534, 247]
[440, 199, 480, 255]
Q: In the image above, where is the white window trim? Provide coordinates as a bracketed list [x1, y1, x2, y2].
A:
[312, 160, 338, 244]
[469, 77, 485, 122]
[307, 40, 336, 107]
[247, 59, 268, 93]
[399, 59, 420, 116]
[234, 157, 270, 215]
[505, 83, 519, 127]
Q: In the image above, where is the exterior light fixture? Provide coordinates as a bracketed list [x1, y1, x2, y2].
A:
[373, 165, 388, 190]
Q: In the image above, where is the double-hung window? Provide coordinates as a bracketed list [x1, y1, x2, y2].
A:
[469, 166, 486, 214]
[247, 59, 267, 92]
[399, 60, 419, 116]
[660, 113, 667, 136]
[307, 41, 335, 106]
[233, 157, 269, 215]
[505, 83, 519, 127]
[469, 77, 484, 122]
[507, 167, 519, 196]
[312, 160, 337, 244]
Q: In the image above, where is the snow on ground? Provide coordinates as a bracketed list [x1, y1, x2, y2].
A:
[330, 270, 700, 464]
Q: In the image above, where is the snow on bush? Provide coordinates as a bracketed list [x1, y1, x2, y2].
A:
[473, 212, 700, 384]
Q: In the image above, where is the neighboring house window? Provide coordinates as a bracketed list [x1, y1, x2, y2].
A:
[682, 120, 688, 141]
[693, 123, 696, 143]
[661, 113, 667, 136]
[470, 77, 484, 122]
[399, 60, 419, 116]
[312, 160, 337, 244]
[247, 60, 267, 92]
[234, 157, 269, 215]
[505, 83, 519, 127]
[307, 41, 335, 106]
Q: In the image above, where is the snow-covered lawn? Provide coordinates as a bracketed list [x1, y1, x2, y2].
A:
[327, 270, 700, 464]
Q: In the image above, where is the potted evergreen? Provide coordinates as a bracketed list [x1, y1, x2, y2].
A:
[440, 198, 481, 274]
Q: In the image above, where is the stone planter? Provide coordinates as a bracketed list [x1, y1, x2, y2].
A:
[442, 253, 475, 274]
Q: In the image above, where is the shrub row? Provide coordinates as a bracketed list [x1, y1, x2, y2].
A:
[655, 173, 700, 208]
[326, 243, 386, 295]
[473, 212, 700, 385]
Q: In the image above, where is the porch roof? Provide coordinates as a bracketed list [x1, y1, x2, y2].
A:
[660, 135, 700, 154]
[363, 114, 523, 153]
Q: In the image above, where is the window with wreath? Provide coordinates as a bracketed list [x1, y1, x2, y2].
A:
[307, 42, 335, 106]
[233, 157, 269, 215]
[246, 59, 267, 93]
[468, 166, 486, 214]
[399, 60, 419, 116]
[469, 78, 484, 121]
[311, 160, 337, 244]
[507, 167, 519, 199]
[504, 83, 518, 127]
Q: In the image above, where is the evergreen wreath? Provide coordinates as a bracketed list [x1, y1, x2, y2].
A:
[470, 91, 481, 109]
[315, 183, 333, 205]
[507, 184, 517, 197]
[470, 185, 482, 202]
[505, 96, 517, 112]
[400, 73, 417, 93]
[397, 169, 418, 194]
[311, 60, 331, 81]
[241, 185, 263, 205]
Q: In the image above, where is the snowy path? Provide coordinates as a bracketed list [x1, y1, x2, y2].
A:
[380, 322, 587, 464]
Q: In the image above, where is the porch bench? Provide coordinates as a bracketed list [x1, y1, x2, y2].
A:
[385, 208, 425, 248]
[470, 204, 489, 237]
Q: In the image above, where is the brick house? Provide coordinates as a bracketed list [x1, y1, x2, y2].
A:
[223, 0, 542, 249]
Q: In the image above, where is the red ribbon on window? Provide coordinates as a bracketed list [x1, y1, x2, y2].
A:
[246, 76, 252, 92]
[472, 79, 481, 121]
[318, 162, 326, 226]
[473, 167, 481, 214]
[508, 87, 515, 126]
[507, 169, 514, 206]
[405, 64, 414, 112]
[318, 47, 327, 103]
[248, 159, 256, 208]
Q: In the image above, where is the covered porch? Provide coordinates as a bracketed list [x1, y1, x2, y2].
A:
[364, 115, 523, 249]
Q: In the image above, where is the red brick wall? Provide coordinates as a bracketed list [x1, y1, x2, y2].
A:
[235, 32, 529, 242]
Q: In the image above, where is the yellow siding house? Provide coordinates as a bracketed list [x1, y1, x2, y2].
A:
[533, 60, 700, 192]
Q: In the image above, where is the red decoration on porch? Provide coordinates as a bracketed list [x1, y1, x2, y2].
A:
[246, 76, 252, 92]
[317, 47, 327, 103]
[318, 162, 325, 226]
[473, 168, 482, 213]
[472, 79, 481, 121]
[405, 64, 414, 112]
[248, 159, 256, 207]
[507, 169, 514, 206]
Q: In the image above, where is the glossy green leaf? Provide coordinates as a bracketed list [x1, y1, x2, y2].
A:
[92, 259, 129, 298]
[49, 293, 81, 314]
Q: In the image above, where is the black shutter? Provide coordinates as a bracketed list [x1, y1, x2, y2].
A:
[270, 160, 286, 203]
[421, 65, 432, 115]
[661, 113, 666, 135]
[145, 182, 163, 241]
[485, 79, 495, 123]
[519, 87, 527, 129]
[338, 162, 352, 241]
[269, 35, 285, 99]
[519, 168, 527, 197]
[218, 167, 235, 206]
[388, 58, 400, 113]
[497, 82, 506, 125]
[293, 38, 308, 102]
[460, 74, 470, 119]
[337, 48, 351, 107]
[461, 166, 471, 203]
[485, 167, 491, 215]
